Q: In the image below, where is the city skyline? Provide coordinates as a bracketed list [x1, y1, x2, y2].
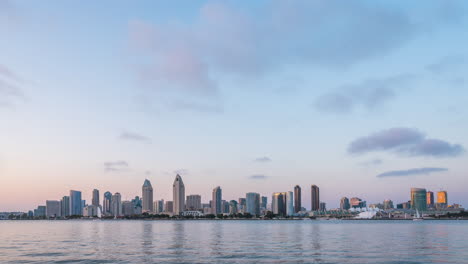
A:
[2, 1, 468, 212]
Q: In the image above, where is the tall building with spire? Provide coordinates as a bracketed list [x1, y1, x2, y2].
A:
[142, 179, 154, 213]
[311, 185, 320, 211]
[212, 186, 222, 215]
[173, 174, 185, 215]
[294, 185, 301, 213]
[92, 189, 100, 207]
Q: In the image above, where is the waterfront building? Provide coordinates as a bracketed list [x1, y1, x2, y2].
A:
[222, 200, 230, 214]
[103, 191, 112, 215]
[427, 191, 434, 207]
[246, 192, 261, 216]
[261, 196, 268, 209]
[411, 188, 427, 212]
[229, 200, 238, 214]
[83, 205, 98, 217]
[173, 174, 185, 215]
[142, 179, 153, 213]
[92, 189, 100, 207]
[165, 201, 174, 213]
[46, 200, 61, 218]
[340, 197, 350, 210]
[34, 206, 46, 217]
[238, 198, 246, 213]
[287, 191, 294, 216]
[383, 200, 394, 210]
[212, 186, 222, 215]
[437, 191, 448, 208]
[111, 192, 122, 217]
[311, 185, 320, 211]
[154, 199, 164, 213]
[350, 197, 366, 208]
[132, 196, 142, 215]
[272, 192, 287, 216]
[181, 211, 204, 217]
[122, 201, 134, 216]
[60, 196, 70, 217]
[319, 202, 326, 212]
[294, 185, 301, 213]
[70, 190, 83, 216]
[186, 195, 202, 211]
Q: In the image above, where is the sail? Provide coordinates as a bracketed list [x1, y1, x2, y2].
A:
[97, 206, 102, 218]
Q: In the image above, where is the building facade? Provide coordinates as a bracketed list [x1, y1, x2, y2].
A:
[142, 179, 154, 213]
[340, 197, 350, 210]
[92, 189, 100, 207]
[61, 196, 70, 217]
[103, 191, 112, 215]
[186, 195, 202, 211]
[294, 185, 301, 213]
[46, 200, 61, 218]
[426, 191, 434, 207]
[212, 186, 222, 215]
[311, 185, 320, 211]
[437, 191, 448, 207]
[246, 192, 260, 216]
[70, 190, 83, 216]
[411, 188, 427, 212]
[173, 174, 185, 215]
[272, 192, 287, 216]
[111, 192, 122, 217]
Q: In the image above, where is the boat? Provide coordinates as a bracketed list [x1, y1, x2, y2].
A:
[413, 209, 423, 221]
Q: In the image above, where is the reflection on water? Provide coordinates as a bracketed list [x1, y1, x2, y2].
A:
[1, 220, 468, 263]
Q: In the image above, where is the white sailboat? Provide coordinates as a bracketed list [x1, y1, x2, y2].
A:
[413, 209, 423, 221]
[97, 206, 102, 218]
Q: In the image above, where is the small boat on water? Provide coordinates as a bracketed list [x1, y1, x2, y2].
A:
[413, 209, 423, 221]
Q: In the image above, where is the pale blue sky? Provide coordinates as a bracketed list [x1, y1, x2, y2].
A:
[1, 0, 467, 211]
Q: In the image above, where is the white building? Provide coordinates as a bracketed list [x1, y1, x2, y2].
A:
[173, 175, 185, 215]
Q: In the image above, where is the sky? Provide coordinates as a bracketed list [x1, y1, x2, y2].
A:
[1, 0, 467, 212]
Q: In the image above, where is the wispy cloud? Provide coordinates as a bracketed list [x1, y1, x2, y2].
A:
[377, 167, 448, 178]
[119, 131, 151, 143]
[314, 74, 415, 114]
[248, 174, 269, 180]
[104, 161, 129, 172]
[349, 127, 464, 158]
[254, 156, 272, 163]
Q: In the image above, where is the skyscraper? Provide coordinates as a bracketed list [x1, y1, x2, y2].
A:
[286, 191, 294, 216]
[246, 192, 260, 216]
[272, 192, 287, 216]
[340, 197, 350, 210]
[173, 174, 185, 215]
[238, 198, 246, 213]
[383, 199, 394, 210]
[46, 200, 61, 218]
[165, 201, 173, 213]
[142, 179, 154, 213]
[427, 191, 434, 207]
[261, 196, 267, 209]
[60, 196, 70, 217]
[212, 186, 222, 215]
[186, 195, 202, 211]
[311, 185, 320, 211]
[411, 188, 427, 212]
[319, 202, 326, 211]
[294, 185, 301, 213]
[103, 191, 112, 215]
[69, 190, 83, 216]
[437, 191, 448, 206]
[92, 189, 100, 207]
[229, 200, 238, 214]
[111, 192, 122, 217]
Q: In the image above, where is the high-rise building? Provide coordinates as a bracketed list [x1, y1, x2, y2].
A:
[46, 200, 61, 218]
[165, 201, 174, 213]
[311, 185, 320, 211]
[122, 201, 134, 216]
[272, 192, 287, 216]
[154, 199, 164, 213]
[222, 200, 230, 214]
[426, 191, 434, 207]
[212, 186, 222, 215]
[83, 205, 98, 217]
[111, 192, 122, 217]
[294, 185, 301, 213]
[92, 189, 100, 207]
[238, 198, 246, 213]
[261, 196, 267, 209]
[34, 206, 46, 217]
[340, 197, 350, 210]
[70, 190, 83, 216]
[142, 179, 154, 213]
[437, 191, 448, 206]
[350, 197, 366, 208]
[60, 196, 70, 217]
[246, 192, 260, 216]
[319, 202, 326, 211]
[286, 191, 294, 216]
[229, 200, 238, 214]
[103, 191, 112, 215]
[132, 196, 142, 215]
[383, 199, 394, 210]
[411, 188, 427, 212]
[173, 174, 185, 215]
[186, 195, 202, 211]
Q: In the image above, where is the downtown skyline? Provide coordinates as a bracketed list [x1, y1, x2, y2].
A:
[1, 1, 468, 212]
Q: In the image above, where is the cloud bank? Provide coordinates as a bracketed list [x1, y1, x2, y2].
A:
[254, 156, 272, 163]
[377, 167, 448, 178]
[119, 131, 151, 143]
[104, 161, 129, 172]
[248, 174, 269, 180]
[349, 128, 464, 158]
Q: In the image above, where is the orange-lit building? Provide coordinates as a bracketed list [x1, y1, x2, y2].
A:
[437, 191, 448, 205]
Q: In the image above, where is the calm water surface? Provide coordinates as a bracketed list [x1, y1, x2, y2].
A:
[1, 220, 467, 263]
